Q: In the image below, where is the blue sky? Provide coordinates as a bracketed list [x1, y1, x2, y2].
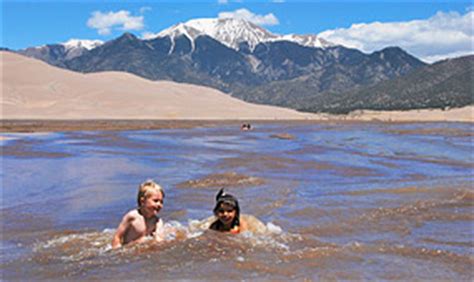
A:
[2, 0, 473, 62]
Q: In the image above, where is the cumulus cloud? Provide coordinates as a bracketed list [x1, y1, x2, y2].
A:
[87, 10, 144, 35]
[139, 6, 152, 14]
[218, 8, 279, 26]
[319, 11, 474, 63]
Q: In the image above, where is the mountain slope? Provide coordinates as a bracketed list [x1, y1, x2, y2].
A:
[1, 51, 316, 120]
[62, 33, 425, 102]
[299, 55, 474, 114]
[232, 46, 427, 107]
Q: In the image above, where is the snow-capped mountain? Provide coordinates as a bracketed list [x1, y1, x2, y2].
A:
[30, 39, 103, 52]
[60, 39, 104, 60]
[155, 18, 332, 51]
[61, 39, 104, 51]
[18, 39, 104, 64]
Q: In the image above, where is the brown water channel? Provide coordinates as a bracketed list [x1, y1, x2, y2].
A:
[1, 122, 473, 280]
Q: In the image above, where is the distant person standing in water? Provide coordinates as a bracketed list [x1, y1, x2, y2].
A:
[209, 188, 249, 233]
[112, 180, 166, 249]
[241, 123, 252, 131]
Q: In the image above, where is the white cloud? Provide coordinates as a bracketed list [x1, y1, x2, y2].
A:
[87, 10, 144, 36]
[139, 6, 152, 14]
[319, 11, 474, 63]
[217, 0, 244, 4]
[218, 8, 279, 26]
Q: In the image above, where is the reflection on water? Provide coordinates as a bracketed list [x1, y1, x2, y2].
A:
[1, 122, 473, 280]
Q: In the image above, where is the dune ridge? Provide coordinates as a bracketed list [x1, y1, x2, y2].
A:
[1, 51, 318, 120]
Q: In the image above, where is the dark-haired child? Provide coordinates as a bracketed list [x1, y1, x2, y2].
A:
[209, 189, 249, 234]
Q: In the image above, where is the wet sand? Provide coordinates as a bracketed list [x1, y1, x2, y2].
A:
[0, 119, 380, 133]
[0, 120, 235, 133]
[176, 172, 265, 189]
[0, 119, 340, 133]
[2, 116, 472, 133]
[0, 119, 357, 133]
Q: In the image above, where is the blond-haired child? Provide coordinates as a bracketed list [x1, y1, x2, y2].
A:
[112, 180, 166, 249]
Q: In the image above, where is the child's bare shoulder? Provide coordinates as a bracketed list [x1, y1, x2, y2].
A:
[123, 209, 141, 221]
[240, 214, 266, 234]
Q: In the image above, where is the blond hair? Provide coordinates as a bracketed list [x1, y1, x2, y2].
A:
[137, 179, 165, 207]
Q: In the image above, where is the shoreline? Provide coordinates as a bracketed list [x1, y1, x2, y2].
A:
[1, 117, 471, 133]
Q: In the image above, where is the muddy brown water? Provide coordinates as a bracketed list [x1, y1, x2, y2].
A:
[1, 122, 473, 280]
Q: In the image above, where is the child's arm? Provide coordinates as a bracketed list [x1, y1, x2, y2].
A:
[239, 218, 249, 232]
[112, 213, 132, 249]
[154, 218, 166, 242]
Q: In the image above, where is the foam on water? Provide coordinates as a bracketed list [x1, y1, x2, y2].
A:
[31, 219, 293, 264]
[32, 229, 114, 262]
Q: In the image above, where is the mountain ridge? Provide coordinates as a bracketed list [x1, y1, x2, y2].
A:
[298, 55, 474, 114]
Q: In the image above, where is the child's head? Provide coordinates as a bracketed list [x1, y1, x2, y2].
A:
[213, 188, 240, 227]
[137, 179, 165, 207]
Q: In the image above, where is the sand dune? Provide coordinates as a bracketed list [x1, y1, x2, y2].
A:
[0, 51, 318, 120]
[346, 107, 473, 122]
[1, 51, 472, 122]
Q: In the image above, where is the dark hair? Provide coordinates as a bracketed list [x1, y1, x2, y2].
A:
[212, 188, 240, 229]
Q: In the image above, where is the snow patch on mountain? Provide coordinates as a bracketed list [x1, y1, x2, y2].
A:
[156, 23, 201, 53]
[22, 39, 104, 62]
[61, 39, 104, 51]
[154, 17, 333, 52]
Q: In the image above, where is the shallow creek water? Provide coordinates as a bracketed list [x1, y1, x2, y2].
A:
[1, 122, 473, 280]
